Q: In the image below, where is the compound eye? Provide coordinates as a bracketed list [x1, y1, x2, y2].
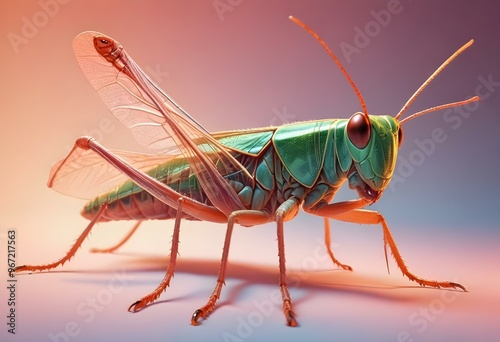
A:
[347, 113, 371, 149]
[398, 126, 404, 147]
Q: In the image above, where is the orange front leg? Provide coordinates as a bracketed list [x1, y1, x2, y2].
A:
[305, 199, 466, 291]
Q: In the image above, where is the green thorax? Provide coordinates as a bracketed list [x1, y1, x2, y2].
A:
[272, 115, 400, 192]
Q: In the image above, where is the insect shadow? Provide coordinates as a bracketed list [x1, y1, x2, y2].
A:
[37, 254, 457, 310]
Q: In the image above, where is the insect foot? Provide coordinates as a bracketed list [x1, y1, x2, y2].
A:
[449, 282, 467, 292]
[127, 289, 164, 312]
[191, 294, 219, 326]
[191, 309, 205, 326]
[14, 262, 64, 273]
[285, 309, 298, 327]
[13, 265, 29, 272]
[413, 280, 467, 292]
[403, 273, 468, 291]
[128, 300, 146, 312]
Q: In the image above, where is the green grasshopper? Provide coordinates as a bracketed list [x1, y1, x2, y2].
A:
[16, 16, 478, 326]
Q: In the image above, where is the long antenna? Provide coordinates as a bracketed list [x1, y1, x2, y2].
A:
[289, 16, 368, 118]
[395, 39, 474, 120]
[400, 96, 479, 124]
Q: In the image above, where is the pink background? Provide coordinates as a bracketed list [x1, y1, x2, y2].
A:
[1, 1, 499, 341]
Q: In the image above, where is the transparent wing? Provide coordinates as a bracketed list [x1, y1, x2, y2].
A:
[72, 32, 177, 154]
[48, 145, 176, 200]
[70, 32, 250, 215]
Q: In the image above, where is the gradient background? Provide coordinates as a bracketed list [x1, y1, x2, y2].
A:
[1, 1, 499, 341]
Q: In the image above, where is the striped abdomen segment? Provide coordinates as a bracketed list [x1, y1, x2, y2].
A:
[81, 157, 208, 222]
[82, 190, 190, 222]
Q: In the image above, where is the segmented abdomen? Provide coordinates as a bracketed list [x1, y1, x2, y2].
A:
[82, 190, 190, 222]
[81, 157, 208, 222]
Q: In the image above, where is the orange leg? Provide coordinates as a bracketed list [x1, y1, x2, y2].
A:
[275, 198, 301, 327]
[90, 221, 143, 253]
[15, 203, 108, 273]
[333, 208, 466, 291]
[324, 218, 352, 271]
[191, 209, 272, 325]
[306, 200, 466, 291]
[129, 199, 184, 311]
[191, 198, 301, 326]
